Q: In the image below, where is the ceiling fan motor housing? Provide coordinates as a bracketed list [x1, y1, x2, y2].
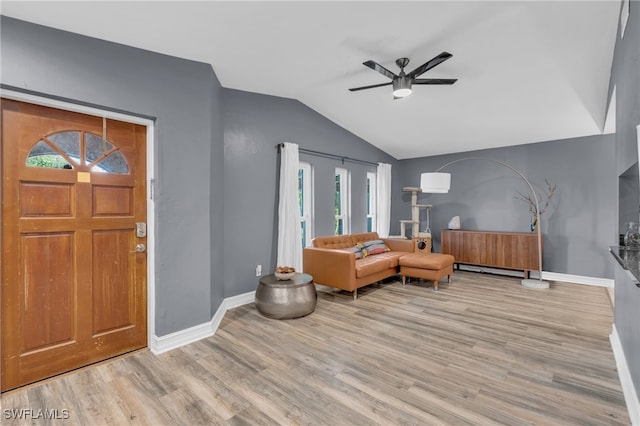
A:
[393, 76, 412, 98]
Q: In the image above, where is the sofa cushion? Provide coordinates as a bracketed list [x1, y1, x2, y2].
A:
[358, 239, 390, 257]
[313, 234, 354, 249]
[355, 256, 392, 278]
[371, 251, 406, 267]
[351, 232, 380, 244]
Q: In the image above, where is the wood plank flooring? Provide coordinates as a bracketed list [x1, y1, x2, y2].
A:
[1, 271, 630, 425]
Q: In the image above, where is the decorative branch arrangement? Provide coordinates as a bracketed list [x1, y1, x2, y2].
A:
[515, 179, 557, 216]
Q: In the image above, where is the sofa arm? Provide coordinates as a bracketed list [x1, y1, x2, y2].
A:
[383, 238, 415, 253]
[303, 247, 356, 290]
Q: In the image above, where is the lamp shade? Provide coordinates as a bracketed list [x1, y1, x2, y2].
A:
[420, 172, 451, 193]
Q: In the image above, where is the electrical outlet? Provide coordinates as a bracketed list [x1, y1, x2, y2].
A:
[255, 265, 262, 276]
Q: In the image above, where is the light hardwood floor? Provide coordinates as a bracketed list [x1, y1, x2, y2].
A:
[1, 271, 630, 425]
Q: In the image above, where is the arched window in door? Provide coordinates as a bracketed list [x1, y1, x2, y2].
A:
[26, 130, 129, 174]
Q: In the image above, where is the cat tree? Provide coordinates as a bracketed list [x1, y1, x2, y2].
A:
[396, 186, 431, 239]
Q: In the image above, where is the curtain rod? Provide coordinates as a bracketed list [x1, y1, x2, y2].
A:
[276, 143, 378, 166]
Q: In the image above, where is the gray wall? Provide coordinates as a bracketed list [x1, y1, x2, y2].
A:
[1, 16, 223, 336]
[221, 89, 397, 296]
[619, 162, 639, 235]
[611, 0, 640, 401]
[396, 135, 617, 279]
[210, 71, 226, 318]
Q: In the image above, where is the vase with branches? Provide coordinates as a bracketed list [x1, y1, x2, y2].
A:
[515, 179, 557, 232]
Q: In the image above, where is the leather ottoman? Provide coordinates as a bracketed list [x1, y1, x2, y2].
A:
[399, 253, 455, 291]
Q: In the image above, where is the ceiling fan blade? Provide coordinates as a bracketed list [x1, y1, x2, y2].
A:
[348, 82, 393, 92]
[413, 78, 458, 85]
[407, 52, 452, 79]
[363, 60, 397, 80]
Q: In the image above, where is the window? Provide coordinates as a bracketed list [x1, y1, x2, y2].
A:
[298, 162, 313, 247]
[366, 172, 377, 232]
[26, 130, 129, 174]
[335, 168, 350, 235]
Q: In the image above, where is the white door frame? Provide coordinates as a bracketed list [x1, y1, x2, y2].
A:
[1, 89, 157, 348]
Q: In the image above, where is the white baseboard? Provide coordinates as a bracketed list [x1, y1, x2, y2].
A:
[610, 325, 640, 425]
[456, 264, 614, 288]
[223, 290, 256, 310]
[150, 291, 255, 355]
[539, 271, 614, 288]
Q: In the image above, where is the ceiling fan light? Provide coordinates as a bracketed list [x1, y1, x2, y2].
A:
[393, 88, 412, 98]
[393, 77, 412, 98]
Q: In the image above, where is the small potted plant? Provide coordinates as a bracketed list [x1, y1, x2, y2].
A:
[274, 266, 296, 280]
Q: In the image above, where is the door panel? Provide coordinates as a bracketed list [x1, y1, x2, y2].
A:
[1, 99, 147, 391]
[92, 186, 133, 216]
[22, 233, 74, 352]
[20, 182, 74, 216]
[92, 229, 134, 334]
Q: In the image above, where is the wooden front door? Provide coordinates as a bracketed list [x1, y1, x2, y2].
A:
[1, 99, 147, 391]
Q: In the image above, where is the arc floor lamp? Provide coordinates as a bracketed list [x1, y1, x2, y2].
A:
[420, 157, 549, 289]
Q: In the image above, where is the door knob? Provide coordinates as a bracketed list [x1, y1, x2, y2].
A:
[130, 244, 146, 253]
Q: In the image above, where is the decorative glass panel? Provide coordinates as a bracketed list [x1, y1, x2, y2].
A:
[94, 151, 129, 174]
[26, 130, 129, 174]
[48, 131, 80, 161]
[85, 132, 114, 164]
[26, 140, 73, 169]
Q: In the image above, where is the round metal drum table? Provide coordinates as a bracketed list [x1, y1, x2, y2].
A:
[255, 273, 316, 319]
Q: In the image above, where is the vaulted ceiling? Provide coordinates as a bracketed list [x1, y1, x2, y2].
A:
[1, 1, 621, 159]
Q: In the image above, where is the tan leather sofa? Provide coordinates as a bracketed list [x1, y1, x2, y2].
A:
[303, 232, 414, 299]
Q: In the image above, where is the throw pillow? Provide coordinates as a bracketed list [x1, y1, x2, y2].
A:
[341, 245, 364, 259]
[358, 239, 390, 257]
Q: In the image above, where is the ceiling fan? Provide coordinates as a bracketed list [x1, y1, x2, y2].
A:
[349, 51, 457, 99]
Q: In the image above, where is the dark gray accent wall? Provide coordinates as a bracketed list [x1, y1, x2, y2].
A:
[1, 17, 223, 336]
[397, 135, 617, 279]
[611, 0, 640, 402]
[221, 89, 397, 296]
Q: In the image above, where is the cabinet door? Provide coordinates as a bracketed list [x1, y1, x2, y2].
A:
[441, 231, 463, 259]
[463, 232, 486, 265]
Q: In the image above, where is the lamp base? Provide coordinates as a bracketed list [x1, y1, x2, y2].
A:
[521, 278, 550, 289]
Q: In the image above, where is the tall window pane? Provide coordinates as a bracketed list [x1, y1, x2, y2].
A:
[298, 162, 313, 247]
[366, 172, 376, 232]
[335, 168, 349, 235]
[298, 168, 304, 217]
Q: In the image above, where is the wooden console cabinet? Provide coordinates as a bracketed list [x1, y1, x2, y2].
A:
[441, 230, 542, 277]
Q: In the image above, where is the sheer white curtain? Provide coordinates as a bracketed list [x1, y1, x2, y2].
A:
[277, 142, 303, 270]
[376, 162, 392, 237]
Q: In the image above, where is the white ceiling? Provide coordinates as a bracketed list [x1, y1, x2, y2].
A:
[1, 1, 620, 159]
